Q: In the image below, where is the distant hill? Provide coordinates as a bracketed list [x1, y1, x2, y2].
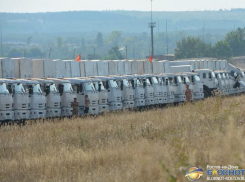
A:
[0, 10, 245, 35]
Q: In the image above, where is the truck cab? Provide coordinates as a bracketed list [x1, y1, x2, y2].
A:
[214, 70, 228, 95]
[97, 76, 123, 111]
[157, 75, 175, 104]
[113, 76, 135, 109]
[90, 78, 109, 113]
[21, 79, 46, 119]
[6, 79, 30, 122]
[0, 79, 14, 124]
[184, 72, 204, 100]
[165, 73, 186, 103]
[125, 75, 145, 108]
[137, 75, 154, 106]
[66, 78, 99, 115]
[35, 79, 62, 118]
[195, 69, 218, 97]
[49, 79, 76, 117]
[146, 74, 168, 105]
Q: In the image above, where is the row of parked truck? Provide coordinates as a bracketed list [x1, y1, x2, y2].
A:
[0, 63, 245, 124]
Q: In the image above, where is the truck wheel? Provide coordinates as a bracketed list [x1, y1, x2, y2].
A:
[204, 89, 211, 98]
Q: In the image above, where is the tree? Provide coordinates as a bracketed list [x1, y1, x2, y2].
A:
[106, 31, 122, 47]
[27, 47, 42, 58]
[8, 48, 23, 58]
[104, 46, 123, 60]
[174, 36, 212, 59]
[212, 40, 232, 59]
[96, 32, 103, 48]
[225, 28, 245, 56]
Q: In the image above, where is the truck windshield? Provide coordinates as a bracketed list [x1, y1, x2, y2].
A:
[184, 76, 190, 83]
[216, 74, 221, 79]
[84, 82, 95, 91]
[14, 83, 26, 93]
[136, 79, 142, 87]
[109, 80, 119, 88]
[94, 82, 105, 91]
[241, 71, 245, 77]
[211, 72, 215, 78]
[226, 73, 230, 79]
[63, 83, 73, 92]
[50, 84, 58, 93]
[152, 77, 158, 84]
[177, 76, 182, 83]
[194, 75, 200, 81]
[158, 78, 163, 84]
[146, 78, 151, 86]
[33, 84, 42, 93]
[123, 79, 130, 87]
[222, 73, 226, 79]
[0, 83, 9, 94]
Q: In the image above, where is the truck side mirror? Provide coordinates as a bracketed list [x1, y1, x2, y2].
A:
[120, 81, 123, 90]
[58, 84, 64, 95]
[131, 80, 135, 89]
[7, 85, 12, 94]
[45, 86, 50, 96]
[143, 80, 146, 88]
[98, 83, 102, 92]
[29, 85, 33, 95]
[105, 82, 109, 89]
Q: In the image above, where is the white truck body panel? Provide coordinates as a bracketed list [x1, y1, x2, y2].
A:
[53, 60, 66, 78]
[1, 58, 15, 78]
[125, 60, 132, 74]
[13, 58, 33, 78]
[32, 59, 45, 78]
[137, 60, 144, 74]
[44, 59, 56, 78]
[144, 60, 152, 74]
[170, 65, 192, 73]
[117, 60, 125, 75]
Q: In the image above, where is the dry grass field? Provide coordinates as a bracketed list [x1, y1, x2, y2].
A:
[1, 95, 245, 182]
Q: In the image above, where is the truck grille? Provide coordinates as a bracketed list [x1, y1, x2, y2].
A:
[6, 104, 10, 109]
[22, 104, 27, 109]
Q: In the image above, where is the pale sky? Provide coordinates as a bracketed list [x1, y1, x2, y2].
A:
[0, 0, 244, 13]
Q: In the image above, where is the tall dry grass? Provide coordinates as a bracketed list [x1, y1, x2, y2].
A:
[1, 95, 245, 182]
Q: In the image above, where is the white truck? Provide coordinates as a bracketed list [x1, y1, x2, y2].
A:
[146, 75, 168, 105]
[21, 80, 47, 120]
[5, 79, 30, 124]
[0, 79, 14, 125]
[165, 73, 186, 103]
[183, 72, 204, 100]
[50, 79, 76, 117]
[214, 70, 229, 95]
[195, 69, 219, 97]
[35, 79, 62, 118]
[97, 76, 123, 111]
[90, 78, 110, 113]
[125, 75, 145, 108]
[114, 76, 135, 109]
[156, 75, 175, 104]
[138, 75, 155, 106]
[66, 78, 99, 115]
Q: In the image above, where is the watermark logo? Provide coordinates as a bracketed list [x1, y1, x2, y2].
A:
[185, 166, 204, 181]
[207, 165, 245, 180]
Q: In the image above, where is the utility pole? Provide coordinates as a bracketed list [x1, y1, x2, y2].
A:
[166, 20, 168, 60]
[93, 47, 95, 59]
[148, 0, 156, 58]
[133, 48, 135, 60]
[0, 25, 3, 57]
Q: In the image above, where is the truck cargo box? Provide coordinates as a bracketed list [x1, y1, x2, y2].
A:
[137, 60, 144, 74]
[1, 58, 15, 78]
[170, 65, 192, 73]
[125, 60, 132, 74]
[144, 60, 152, 74]
[53, 59, 66, 78]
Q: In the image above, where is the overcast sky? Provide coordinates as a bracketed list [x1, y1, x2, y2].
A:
[0, 0, 244, 13]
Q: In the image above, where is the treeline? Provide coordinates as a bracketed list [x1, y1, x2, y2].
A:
[174, 28, 245, 60]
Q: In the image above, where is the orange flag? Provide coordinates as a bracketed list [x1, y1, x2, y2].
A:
[149, 54, 153, 62]
[76, 54, 81, 62]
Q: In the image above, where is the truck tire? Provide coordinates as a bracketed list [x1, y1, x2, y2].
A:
[203, 86, 211, 98]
